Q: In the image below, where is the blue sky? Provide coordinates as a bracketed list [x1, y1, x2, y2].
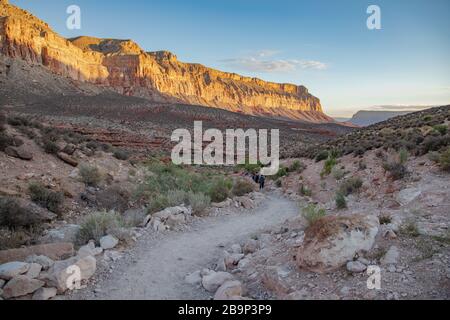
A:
[10, 0, 450, 117]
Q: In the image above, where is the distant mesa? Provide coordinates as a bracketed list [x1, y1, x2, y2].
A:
[0, 1, 334, 123]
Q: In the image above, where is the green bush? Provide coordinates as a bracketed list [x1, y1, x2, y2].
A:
[338, 177, 363, 196]
[331, 167, 345, 180]
[7, 115, 30, 127]
[166, 189, 188, 206]
[335, 192, 347, 209]
[315, 150, 329, 162]
[321, 156, 337, 177]
[148, 194, 169, 213]
[433, 124, 448, 135]
[439, 148, 450, 172]
[79, 164, 102, 187]
[42, 138, 59, 154]
[208, 178, 231, 203]
[232, 179, 254, 196]
[77, 211, 123, 245]
[301, 204, 326, 226]
[187, 192, 211, 215]
[275, 167, 288, 178]
[289, 160, 306, 173]
[383, 161, 407, 180]
[399, 148, 408, 164]
[28, 182, 64, 214]
[299, 184, 312, 197]
[113, 149, 130, 160]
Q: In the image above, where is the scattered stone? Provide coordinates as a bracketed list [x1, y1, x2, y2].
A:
[381, 246, 400, 265]
[358, 257, 370, 265]
[383, 229, 397, 239]
[32, 287, 57, 300]
[224, 252, 245, 270]
[346, 261, 367, 273]
[25, 263, 42, 279]
[103, 250, 122, 262]
[243, 239, 259, 254]
[297, 214, 379, 273]
[235, 196, 255, 209]
[214, 280, 243, 300]
[185, 271, 202, 286]
[0, 279, 5, 288]
[25, 255, 54, 271]
[285, 288, 310, 300]
[202, 271, 234, 292]
[57, 152, 78, 167]
[2, 276, 44, 299]
[396, 188, 421, 205]
[212, 199, 232, 208]
[0, 262, 30, 280]
[100, 235, 119, 250]
[0, 243, 74, 265]
[231, 244, 242, 254]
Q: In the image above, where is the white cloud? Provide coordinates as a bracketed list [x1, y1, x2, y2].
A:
[221, 51, 327, 73]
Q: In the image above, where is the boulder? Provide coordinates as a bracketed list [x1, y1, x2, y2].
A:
[100, 235, 119, 250]
[214, 281, 243, 300]
[0, 262, 29, 280]
[381, 246, 400, 265]
[57, 152, 78, 167]
[346, 261, 367, 273]
[262, 266, 292, 296]
[296, 214, 379, 273]
[4, 145, 33, 160]
[25, 263, 42, 279]
[212, 199, 232, 208]
[44, 255, 96, 293]
[32, 287, 57, 300]
[230, 244, 242, 254]
[2, 276, 44, 299]
[0, 279, 5, 288]
[0, 243, 74, 264]
[202, 271, 234, 293]
[184, 271, 202, 286]
[235, 196, 254, 209]
[396, 188, 421, 205]
[243, 239, 259, 254]
[25, 255, 54, 270]
[224, 252, 245, 270]
[39, 224, 81, 244]
[77, 241, 103, 258]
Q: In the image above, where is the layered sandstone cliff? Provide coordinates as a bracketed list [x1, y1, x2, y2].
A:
[0, 1, 332, 122]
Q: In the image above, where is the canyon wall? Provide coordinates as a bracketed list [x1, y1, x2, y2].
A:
[0, 1, 332, 122]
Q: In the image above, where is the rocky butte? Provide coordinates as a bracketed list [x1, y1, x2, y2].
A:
[0, 0, 333, 123]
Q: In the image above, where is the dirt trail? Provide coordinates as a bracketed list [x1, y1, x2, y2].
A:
[73, 194, 298, 300]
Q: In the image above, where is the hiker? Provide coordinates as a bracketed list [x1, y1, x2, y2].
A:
[259, 174, 265, 190]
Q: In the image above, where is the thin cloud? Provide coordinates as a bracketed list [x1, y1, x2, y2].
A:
[371, 105, 435, 111]
[220, 51, 327, 73]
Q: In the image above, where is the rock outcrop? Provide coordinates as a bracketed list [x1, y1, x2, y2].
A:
[0, 1, 332, 122]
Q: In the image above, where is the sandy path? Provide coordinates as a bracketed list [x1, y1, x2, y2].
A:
[73, 194, 298, 300]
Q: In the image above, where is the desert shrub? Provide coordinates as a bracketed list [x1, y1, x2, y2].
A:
[86, 140, 101, 151]
[28, 182, 64, 214]
[42, 137, 59, 154]
[400, 220, 420, 237]
[275, 167, 288, 178]
[439, 148, 450, 172]
[242, 162, 262, 174]
[331, 167, 345, 180]
[338, 177, 363, 196]
[232, 179, 254, 196]
[0, 197, 46, 228]
[122, 210, 146, 228]
[353, 147, 365, 157]
[383, 161, 407, 180]
[7, 115, 30, 127]
[422, 135, 449, 153]
[275, 179, 282, 188]
[321, 156, 337, 177]
[379, 214, 392, 225]
[358, 160, 367, 170]
[315, 150, 329, 162]
[301, 204, 326, 226]
[428, 151, 440, 163]
[0, 227, 32, 250]
[187, 192, 211, 215]
[422, 115, 432, 122]
[0, 131, 14, 151]
[299, 184, 312, 197]
[208, 178, 231, 203]
[433, 124, 448, 135]
[79, 164, 102, 187]
[17, 126, 36, 139]
[0, 112, 6, 131]
[113, 149, 130, 160]
[289, 160, 306, 173]
[166, 189, 188, 206]
[399, 148, 408, 164]
[335, 192, 347, 209]
[148, 194, 169, 213]
[77, 211, 123, 245]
